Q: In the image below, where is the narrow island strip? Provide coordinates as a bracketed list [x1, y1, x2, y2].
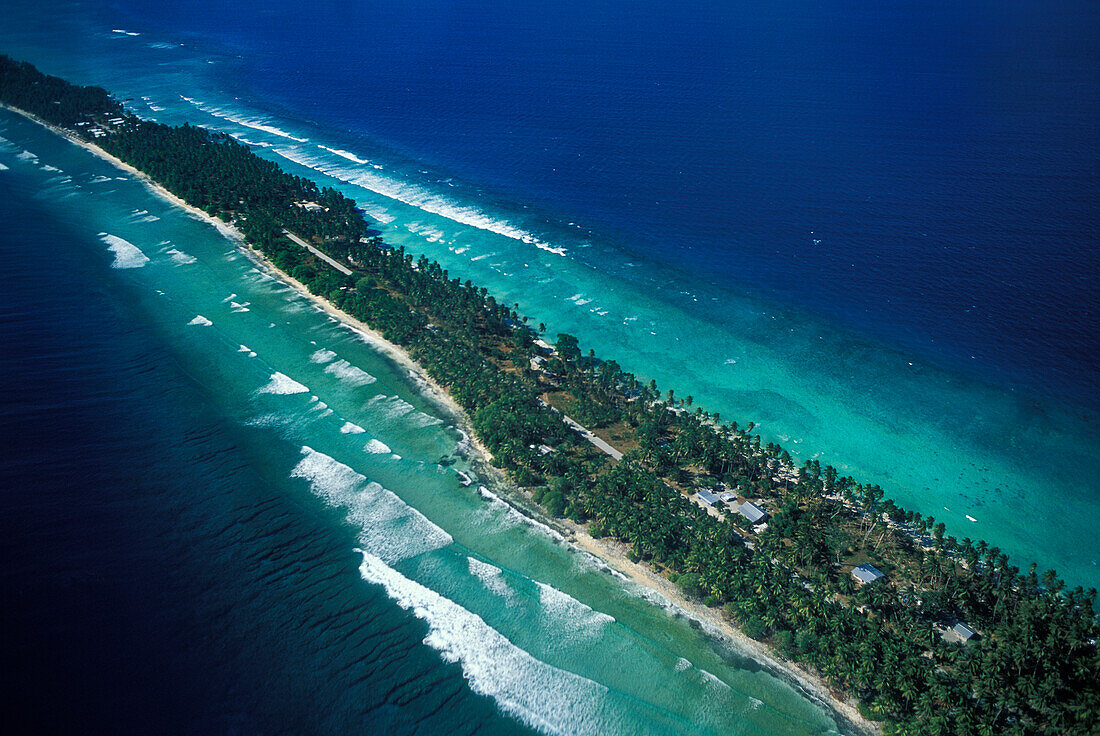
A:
[2, 55, 1096, 736]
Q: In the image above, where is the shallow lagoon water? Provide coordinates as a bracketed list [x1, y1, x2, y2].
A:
[0, 109, 845, 734]
[2, 1, 1095, 589]
[0, 0, 1097, 731]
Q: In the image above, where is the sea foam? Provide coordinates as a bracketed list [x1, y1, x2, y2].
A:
[310, 348, 338, 364]
[166, 248, 196, 265]
[181, 97, 309, 142]
[536, 581, 615, 634]
[477, 485, 566, 543]
[272, 146, 567, 256]
[467, 556, 514, 601]
[293, 447, 451, 562]
[364, 439, 391, 454]
[357, 550, 609, 736]
[187, 315, 213, 326]
[258, 372, 309, 395]
[324, 359, 377, 386]
[100, 234, 149, 269]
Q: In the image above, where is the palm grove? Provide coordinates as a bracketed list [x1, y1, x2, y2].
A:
[2, 55, 1096, 736]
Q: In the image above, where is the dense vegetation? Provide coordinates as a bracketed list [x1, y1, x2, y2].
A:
[0, 55, 121, 125]
[3, 55, 1097, 736]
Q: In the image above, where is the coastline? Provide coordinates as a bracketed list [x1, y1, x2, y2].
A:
[5, 103, 879, 736]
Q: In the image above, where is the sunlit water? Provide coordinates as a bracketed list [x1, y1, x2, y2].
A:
[0, 110, 845, 734]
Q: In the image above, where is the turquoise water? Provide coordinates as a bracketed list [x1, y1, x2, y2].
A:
[1, 1, 1097, 591]
[0, 108, 848, 734]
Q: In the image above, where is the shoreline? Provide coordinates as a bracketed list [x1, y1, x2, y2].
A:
[5, 103, 878, 736]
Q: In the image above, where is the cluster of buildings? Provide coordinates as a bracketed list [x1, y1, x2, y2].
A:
[694, 488, 768, 528]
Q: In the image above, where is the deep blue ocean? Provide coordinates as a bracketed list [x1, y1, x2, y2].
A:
[103, 0, 1100, 401]
[0, 161, 537, 736]
[1, 0, 1098, 733]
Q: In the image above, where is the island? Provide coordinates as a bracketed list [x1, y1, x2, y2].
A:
[2, 54, 1096, 736]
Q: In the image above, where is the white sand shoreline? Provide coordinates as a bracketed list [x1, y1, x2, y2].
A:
[4, 102, 879, 736]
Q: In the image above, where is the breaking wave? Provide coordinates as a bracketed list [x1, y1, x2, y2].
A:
[293, 447, 451, 562]
[258, 372, 309, 395]
[357, 550, 611, 736]
[324, 359, 377, 386]
[100, 233, 148, 269]
[272, 146, 568, 256]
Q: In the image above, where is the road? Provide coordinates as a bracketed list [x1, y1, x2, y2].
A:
[562, 414, 624, 460]
[283, 229, 353, 276]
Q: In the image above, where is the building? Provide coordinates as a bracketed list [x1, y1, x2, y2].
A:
[695, 489, 720, 507]
[942, 622, 978, 644]
[851, 563, 885, 586]
[718, 490, 738, 505]
[737, 501, 767, 525]
[529, 356, 546, 371]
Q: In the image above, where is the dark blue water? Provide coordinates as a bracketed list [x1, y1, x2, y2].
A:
[102, 0, 1100, 405]
[0, 162, 533, 735]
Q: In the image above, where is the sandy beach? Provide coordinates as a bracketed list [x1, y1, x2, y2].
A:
[8, 103, 879, 736]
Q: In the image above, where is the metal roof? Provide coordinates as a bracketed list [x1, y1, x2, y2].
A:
[696, 489, 720, 506]
[851, 563, 885, 584]
[738, 502, 766, 524]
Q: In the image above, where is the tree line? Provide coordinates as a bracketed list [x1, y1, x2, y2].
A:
[1, 55, 1095, 735]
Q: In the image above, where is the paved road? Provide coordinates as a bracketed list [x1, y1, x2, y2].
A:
[562, 414, 624, 460]
[284, 230, 353, 276]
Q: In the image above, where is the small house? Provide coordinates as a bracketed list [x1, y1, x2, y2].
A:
[695, 489, 720, 507]
[942, 623, 978, 644]
[851, 563, 885, 586]
[530, 356, 546, 371]
[738, 501, 767, 525]
[718, 491, 738, 505]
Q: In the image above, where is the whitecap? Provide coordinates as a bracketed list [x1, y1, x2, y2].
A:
[357, 551, 609, 735]
[340, 421, 366, 434]
[271, 147, 567, 256]
[198, 105, 308, 142]
[309, 348, 338, 364]
[536, 581, 615, 633]
[699, 668, 731, 690]
[325, 359, 377, 386]
[293, 447, 451, 562]
[100, 234, 149, 269]
[367, 394, 416, 420]
[258, 372, 309, 395]
[477, 486, 566, 543]
[364, 439, 391, 454]
[16, 150, 37, 163]
[166, 248, 196, 265]
[237, 344, 258, 357]
[467, 556, 514, 600]
[187, 315, 213, 327]
[317, 144, 369, 164]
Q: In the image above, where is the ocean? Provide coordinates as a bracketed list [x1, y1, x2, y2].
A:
[0, 0, 1096, 732]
